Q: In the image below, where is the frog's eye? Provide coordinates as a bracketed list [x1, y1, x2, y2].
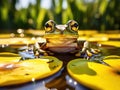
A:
[67, 20, 79, 32]
[44, 20, 56, 32]
[72, 23, 79, 31]
[71, 21, 79, 31]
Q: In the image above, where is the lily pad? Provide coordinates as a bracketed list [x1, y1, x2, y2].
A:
[0, 52, 21, 63]
[103, 55, 120, 60]
[0, 38, 36, 48]
[0, 56, 63, 86]
[67, 58, 120, 90]
[103, 56, 120, 71]
[98, 41, 120, 47]
[0, 52, 20, 57]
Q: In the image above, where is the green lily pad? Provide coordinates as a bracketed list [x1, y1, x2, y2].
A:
[67, 58, 120, 90]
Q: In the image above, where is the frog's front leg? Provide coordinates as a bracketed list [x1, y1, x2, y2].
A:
[18, 42, 47, 60]
[33, 42, 48, 58]
[84, 42, 102, 61]
[77, 40, 102, 61]
[34, 41, 55, 58]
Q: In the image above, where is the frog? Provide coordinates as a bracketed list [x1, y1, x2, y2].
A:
[32, 20, 101, 60]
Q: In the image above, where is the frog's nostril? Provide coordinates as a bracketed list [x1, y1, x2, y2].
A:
[56, 25, 66, 31]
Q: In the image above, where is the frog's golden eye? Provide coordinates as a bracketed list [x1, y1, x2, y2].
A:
[67, 20, 79, 32]
[71, 21, 79, 31]
[44, 20, 56, 32]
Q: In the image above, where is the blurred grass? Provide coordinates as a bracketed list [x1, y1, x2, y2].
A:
[0, 0, 119, 32]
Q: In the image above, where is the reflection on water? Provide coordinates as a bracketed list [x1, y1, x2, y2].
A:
[0, 45, 120, 90]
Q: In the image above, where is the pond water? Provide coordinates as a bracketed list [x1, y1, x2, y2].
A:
[0, 44, 120, 90]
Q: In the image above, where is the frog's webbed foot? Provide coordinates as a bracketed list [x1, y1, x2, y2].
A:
[32, 42, 47, 58]
[33, 42, 55, 58]
[80, 41, 103, 62]
[34, 49, 54, 57]
[85, 48, 110, 65]
[34, 48, 46, 58]
[85, 48, 102, 61]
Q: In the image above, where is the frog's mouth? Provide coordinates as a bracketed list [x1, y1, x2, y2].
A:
[44, 34, 78, 39]
[46, 37, 78, 48]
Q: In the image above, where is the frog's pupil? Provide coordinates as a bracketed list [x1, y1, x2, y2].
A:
[71, 23, 78, 29]
[74, 23, 78, 27]
[45, 23, 50, 28]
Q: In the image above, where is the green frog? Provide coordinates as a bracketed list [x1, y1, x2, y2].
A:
[33, 20, 101, 60]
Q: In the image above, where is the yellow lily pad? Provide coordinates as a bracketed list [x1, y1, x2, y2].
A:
[107, 34, 120, 39]
[0, 52, 20, 57]
[0, 38, 36, 47]
[0, 34, 11, 38]
[67, 59, 120, 90]
[103, 56, 120, 70]
[0, 56, 63, 87]
[0, 52, 21, 63]
[0, 57, 21, 63]
[103, 55, 120, 60]
[98, 41, 120, 47]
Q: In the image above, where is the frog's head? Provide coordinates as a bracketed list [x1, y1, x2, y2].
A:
[44, 20, 79, 36]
